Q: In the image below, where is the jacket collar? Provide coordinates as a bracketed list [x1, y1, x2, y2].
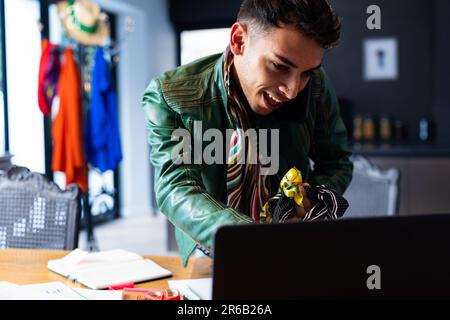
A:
[214, 53, 228, 109]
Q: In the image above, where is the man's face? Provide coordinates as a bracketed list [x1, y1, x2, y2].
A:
[231, 23, 325, 116]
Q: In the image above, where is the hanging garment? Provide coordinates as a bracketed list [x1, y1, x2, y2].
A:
[38, 39, 61, 116]
[52, 48, 88, 192]
[85, 47, 122, 173]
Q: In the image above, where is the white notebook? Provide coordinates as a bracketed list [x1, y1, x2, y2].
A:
[47, 249, 172, 290]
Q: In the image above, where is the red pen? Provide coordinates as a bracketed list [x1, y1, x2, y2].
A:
[108, 282, 135, 290]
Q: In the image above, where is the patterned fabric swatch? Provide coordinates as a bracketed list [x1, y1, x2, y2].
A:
[261, 167, 349, 223]
[303, 185, 349, 221]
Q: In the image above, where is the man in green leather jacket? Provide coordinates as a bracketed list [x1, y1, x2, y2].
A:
[142, 0, 353, 266]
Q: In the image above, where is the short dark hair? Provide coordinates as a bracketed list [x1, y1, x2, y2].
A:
[237, 0, 342, 49]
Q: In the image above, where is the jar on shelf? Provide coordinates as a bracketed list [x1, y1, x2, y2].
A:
[419, 118, 432, 142]
[394, 120, 404, 141]
[363, 114, 376, 141]
[379, 115, 392, 141]
[353, 114, 363, 141]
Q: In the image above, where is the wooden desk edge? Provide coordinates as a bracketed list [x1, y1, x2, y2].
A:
[0, 248, 212, 290]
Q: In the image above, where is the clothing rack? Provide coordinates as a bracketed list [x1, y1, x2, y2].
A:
[39, 3, 121, 252]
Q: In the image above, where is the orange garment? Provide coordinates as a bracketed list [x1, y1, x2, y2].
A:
[52, 48, 88, 192]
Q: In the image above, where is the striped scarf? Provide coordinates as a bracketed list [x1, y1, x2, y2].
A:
[224, 48, 270, 222]
[303, 185, 349, 221]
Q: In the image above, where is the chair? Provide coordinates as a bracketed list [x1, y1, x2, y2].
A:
[0, 153, 13, 172]
[0, 166, 81, 250]
[343, 155, 400, 218]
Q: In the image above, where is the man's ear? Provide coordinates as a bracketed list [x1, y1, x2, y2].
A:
[230, 22, 247, 56]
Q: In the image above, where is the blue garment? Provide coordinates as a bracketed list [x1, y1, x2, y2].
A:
[85, 47, 122, 173]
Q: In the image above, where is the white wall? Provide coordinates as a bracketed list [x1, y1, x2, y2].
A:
[95, 0, 176, 217]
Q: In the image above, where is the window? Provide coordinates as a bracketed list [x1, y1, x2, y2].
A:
[180, 28, 230, 65]
[4, 0, 45, 172]
[0, 91, 4, 154]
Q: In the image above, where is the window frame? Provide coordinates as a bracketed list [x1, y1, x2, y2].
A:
[0, 0, 9, 153]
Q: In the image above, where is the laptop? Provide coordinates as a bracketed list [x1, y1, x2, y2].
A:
[212, 214, 450, 299]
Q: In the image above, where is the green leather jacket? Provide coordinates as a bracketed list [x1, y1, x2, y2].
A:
[142, 53, 353, 266]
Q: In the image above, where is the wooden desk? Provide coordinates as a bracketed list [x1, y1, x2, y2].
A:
[0, 249, 212, 290]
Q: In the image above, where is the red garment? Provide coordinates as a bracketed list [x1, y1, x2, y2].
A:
[52, 48, 88, 192]
[38, 39, 61, 116]
[38, 39, 53, 115]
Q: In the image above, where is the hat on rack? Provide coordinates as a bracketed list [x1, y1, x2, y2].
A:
[57, 0, 110, 46]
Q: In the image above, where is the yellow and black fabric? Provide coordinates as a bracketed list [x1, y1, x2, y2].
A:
[261, 167, 349, 223]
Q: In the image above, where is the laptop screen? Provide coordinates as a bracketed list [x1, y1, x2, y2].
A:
[212, 214, 450, 299]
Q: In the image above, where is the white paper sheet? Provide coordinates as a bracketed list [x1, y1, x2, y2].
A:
[22, 282, 86, 300]
[168, 278, 212, 300]
[0, 281, 123, 300]
[0, 282, 86, 300]
[73, 288, 122, 300]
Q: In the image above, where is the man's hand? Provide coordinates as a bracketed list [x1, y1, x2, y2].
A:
[287, 183, 312, 222]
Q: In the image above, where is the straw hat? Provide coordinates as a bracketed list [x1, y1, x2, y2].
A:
[57, 0, 110, 46]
